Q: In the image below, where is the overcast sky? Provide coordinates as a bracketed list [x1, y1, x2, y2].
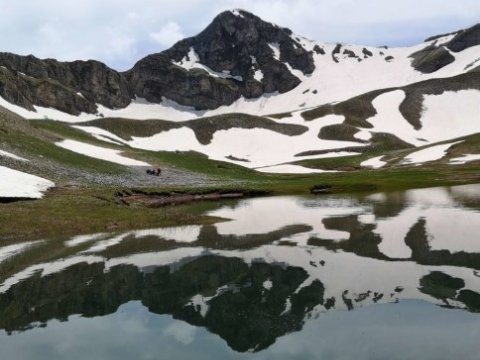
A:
[1, 0, 479, 70]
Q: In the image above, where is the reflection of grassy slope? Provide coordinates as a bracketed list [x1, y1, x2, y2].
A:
[419, 271, 465, 300]
[308, 215, 389, 260]
[97, 224, 313, 259]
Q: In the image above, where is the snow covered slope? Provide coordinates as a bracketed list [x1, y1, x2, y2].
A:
[0, 10, 478, 174]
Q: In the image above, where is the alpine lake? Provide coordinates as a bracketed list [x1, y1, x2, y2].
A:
[1, 184, 480, 360]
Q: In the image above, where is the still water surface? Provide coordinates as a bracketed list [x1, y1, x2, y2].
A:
[1, 185, 480, 359]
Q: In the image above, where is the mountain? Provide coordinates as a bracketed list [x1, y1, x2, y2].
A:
[0, 10, 315, 115]
[0, 9, 478, 118]
[0, 9, 479, 177]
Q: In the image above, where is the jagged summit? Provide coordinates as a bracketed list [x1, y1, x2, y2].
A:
[134, 8, 314, 104]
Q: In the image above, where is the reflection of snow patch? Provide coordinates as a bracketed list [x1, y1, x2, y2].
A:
[263, 280, 273, 290]
[134, 226, 202, 243]
[0, 241, 43, 263]
[65, 233, 108, 247]
[208, 196, 363, 245]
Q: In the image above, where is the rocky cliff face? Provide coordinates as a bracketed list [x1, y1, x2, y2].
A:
[158, 10, 314, 98]
[0, 53, 131, 115]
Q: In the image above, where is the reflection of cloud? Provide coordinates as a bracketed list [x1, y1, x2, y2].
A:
[120, 317, 149, 335]
[163, 321, 197, 345]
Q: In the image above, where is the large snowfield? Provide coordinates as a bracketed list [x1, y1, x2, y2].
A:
[0, 26, 479, 174]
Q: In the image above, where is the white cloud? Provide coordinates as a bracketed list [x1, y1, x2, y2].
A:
[149, 22, 185, 47]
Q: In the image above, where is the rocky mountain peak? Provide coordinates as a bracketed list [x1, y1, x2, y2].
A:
[126, 9, 316, 110]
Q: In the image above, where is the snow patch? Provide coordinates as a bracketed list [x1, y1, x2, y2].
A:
[268, 43, 281, 61]
[253, 69, 264, 82]
[354, 130, 372, 141]
[0, 150, 28, 162]
[368, 90, 480, 147]
[55, 139, 150, 166]
[361, 156, 386, 169]
[230, 9, 244, 18]
[450, 154, 480, 165]
[402, 141, 461, 165]
[72, 126, 129, 145]
[173, 47, 243, 81]
[0, 165, 54, 199]
[255, 164, 331, 174]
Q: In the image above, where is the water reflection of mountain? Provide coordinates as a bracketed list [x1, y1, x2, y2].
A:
[1, 184, 480, 353]
[0, 256, 325, 352]
[1, 251, 479, 352]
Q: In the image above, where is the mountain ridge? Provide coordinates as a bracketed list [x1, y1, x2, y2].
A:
[0, 9, 479, 118]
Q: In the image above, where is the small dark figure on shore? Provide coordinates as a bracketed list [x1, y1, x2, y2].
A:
[146, 168, 162, 176]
